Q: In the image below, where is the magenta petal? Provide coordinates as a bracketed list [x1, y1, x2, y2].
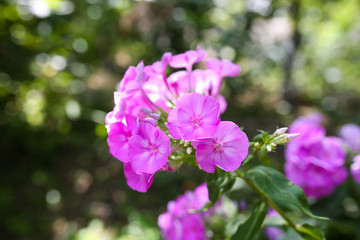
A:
[124, 163, 154, 193]
[107, 122, 131, 163]
[195, 141, 216, 173]
[172, 93, 220, 141]
[167, 108, 182, 139]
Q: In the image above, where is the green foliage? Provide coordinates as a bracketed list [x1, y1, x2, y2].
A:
[245, 166, 327, 221]
[206, 168, 236, 206]
[298, 224, 325, 240]
[230, 202, 269, 240]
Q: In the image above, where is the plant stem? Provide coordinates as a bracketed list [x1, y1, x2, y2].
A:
[234, 169, 299, 231]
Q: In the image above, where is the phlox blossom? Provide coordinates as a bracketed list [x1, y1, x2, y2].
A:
[107, 115, 138, 163]
[285, 113, 347, 199]
[193, 121, 249, 173]
[167, 93, 220, 141]
[129, 122, 171, 174]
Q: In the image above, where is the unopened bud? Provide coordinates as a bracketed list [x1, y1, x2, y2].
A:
[141, 108, 152, 115]
[149, 113, 160, 120]
[143, 117, 157, 127]
[254, 142, 260, 148]
[186, 147, 192, 154]
[287, 133, 300, 141]
[266, 145, 272, 152]
[273, 127, 288, 135]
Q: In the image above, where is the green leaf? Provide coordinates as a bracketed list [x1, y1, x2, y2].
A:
[298, 224, 325, 240]
[230, 202, 269, 240]
[206, 169, 236, 205]
[245, 166, 327, 220]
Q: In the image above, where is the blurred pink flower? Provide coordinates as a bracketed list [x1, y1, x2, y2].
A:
[339, 123, 360, 152]
[351, 155, 360, 184]
[285, 113, 347, 199]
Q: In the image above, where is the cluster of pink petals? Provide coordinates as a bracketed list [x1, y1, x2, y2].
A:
[106, 47, 246, 192]
[158, 184, 209, 240]
[285, 113, 348, 199]
[158, 183, 237, 240]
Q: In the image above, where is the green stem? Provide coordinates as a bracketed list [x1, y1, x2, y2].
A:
[235, 169, 299, 231]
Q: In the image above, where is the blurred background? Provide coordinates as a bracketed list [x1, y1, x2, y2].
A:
[1, 0, 360, 239]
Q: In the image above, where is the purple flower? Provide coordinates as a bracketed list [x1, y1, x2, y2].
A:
[158, 184, 209, 240]
[167, 93, 220, 141]
[193, 121, 249, 173]
[351, 155, 360, 184]
[107, 115, 139, 163]
[339, 123, 360, 152]
[170, 46, 206, 72]
[285, 113, 347, 199]
[123, 163, 154, 193]
[287, 112, 325, 144]
[129, 122, 171, 174]
[206, 58, 241, 78]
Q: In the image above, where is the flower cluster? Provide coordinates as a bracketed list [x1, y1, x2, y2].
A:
[284, 113, 347, 199]
[105, 47, 249, 192]
[158, 183, 238, 240]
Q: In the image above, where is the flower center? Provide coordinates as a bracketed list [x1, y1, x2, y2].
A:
[191, 116, 202, 127]
[150, 145, 158, 153]
[213, 141, 223, 152]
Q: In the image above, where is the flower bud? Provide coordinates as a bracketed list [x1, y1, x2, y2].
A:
[149, 113, 161, 120]
[143, 117, 157, 127]
[273, 127, 288, 135]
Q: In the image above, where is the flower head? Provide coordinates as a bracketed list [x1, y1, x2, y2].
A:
[129, 122, 171, 174]
[193, 121, 249, 173]
[107, 115, 139, 163]
[167, 93, 220, 141]
[285, 113, 347, 199]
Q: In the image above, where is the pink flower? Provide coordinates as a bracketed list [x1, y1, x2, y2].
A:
[167, 93, 220, 141]
[119, 61, 148, 97]
[158, 183, 209, 240]
[123, 163, 154, 193]
[287, 113, 325, 144]
[285, 113, 348, 199]
[351, 155, 360, 184]
[192, 69, 221, 96]
[170, 46, 207, 71]
[107, 115, 139, 163]
[206, 58, 241, 78]
[129, 122, 170, 174]
[193, 121, 249, 173]
[339, 123, 360, 152]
